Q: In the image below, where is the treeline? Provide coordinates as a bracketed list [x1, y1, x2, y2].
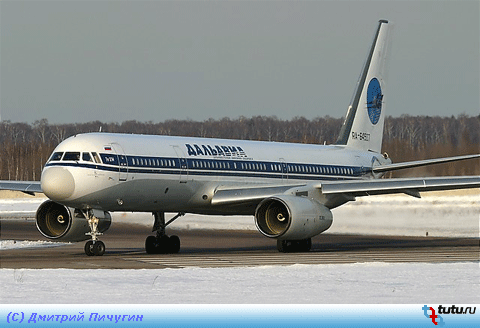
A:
[0, 115, 478, 181]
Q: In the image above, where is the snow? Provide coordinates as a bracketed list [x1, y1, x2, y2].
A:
[1, 262, 479, 303]
[0, 240, 69, 250]
[1, 192, 478, 303]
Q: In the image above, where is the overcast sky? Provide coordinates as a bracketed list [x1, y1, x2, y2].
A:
[1, 0, 478, 124]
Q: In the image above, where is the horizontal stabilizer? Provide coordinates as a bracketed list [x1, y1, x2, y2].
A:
[320, 176, 480, 196]
[372, 154, 480, 173]
[0, 181, 42, 195]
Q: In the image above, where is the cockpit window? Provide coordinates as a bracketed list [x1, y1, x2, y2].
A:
[50, 152, 64, 161]
[63, 152, 81, 161]
[92, 152, 101, 163]
[82, 152, 93, 162]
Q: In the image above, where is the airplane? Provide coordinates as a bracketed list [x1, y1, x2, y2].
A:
[1, 20, 479, 256]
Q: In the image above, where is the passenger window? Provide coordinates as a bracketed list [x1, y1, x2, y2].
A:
[49, 152, 63, 162]
[63, 152, 80, 161]
[82, 153, 93, 162]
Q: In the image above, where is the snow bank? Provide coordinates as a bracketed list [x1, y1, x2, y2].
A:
[0, 240, 69, 250]
[1, 262, 479, 303]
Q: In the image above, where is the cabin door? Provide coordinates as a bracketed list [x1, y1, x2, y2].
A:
[111, 143, 128, 182]
[280, 158, 288, 181]
[172, 145, 188, 183]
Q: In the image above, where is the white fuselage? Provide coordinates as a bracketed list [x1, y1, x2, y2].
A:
[41, 133, 385, 214]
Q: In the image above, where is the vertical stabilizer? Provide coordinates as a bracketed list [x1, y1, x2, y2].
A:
[336, 20, 391, 153]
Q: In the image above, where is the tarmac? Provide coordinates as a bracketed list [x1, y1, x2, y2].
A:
[1, 219, 478, 269]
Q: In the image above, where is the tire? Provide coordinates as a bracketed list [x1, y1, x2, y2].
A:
[145, 236, 157, 254]
[169, 235, 181, 254]
[301, 238, 312, 252]
[277, 240, 288, 253]
[157, 236, 170, 254]
[85, 240, 95, 256]
[93, 241, 105, 256]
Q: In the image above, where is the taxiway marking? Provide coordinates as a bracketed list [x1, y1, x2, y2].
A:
[123, 247, 478, 268]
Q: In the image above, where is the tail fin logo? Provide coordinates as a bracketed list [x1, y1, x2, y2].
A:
[367, 78, 383, 125]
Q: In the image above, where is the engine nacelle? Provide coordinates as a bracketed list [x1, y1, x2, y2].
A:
[35, 200, 111, 242]
[255, 195, 333, 240]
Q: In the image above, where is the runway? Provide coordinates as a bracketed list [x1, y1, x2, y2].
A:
[1, 220, 478, 269]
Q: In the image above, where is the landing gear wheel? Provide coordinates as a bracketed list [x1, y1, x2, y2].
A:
[84, 240, 105, 256]
[169, 235, 180, 254]
[302, 238, 312, 252]
[85, 240, 95, 256]
[145, 236, 157, 254]
[93, 241, 105, 256]
[277, 240, 287, 253]
[156, 235, 170, 254]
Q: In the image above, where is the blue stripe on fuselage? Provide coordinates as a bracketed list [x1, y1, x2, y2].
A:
[45, 153, 368, 181]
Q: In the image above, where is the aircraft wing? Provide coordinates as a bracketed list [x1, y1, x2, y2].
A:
[0, 181, 42, 196]
[212, 176, 480, 209]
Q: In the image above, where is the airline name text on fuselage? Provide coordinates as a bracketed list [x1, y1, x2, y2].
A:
[185, 144, 248, 158]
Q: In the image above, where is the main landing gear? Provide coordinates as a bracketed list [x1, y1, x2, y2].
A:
[145, 212, 185, 254]
[83, 210, 106, 256]
[277, 238, 312, 253]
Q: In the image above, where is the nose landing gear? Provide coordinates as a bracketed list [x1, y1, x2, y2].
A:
[83, 210, 106, 256]
[145, 212, 184, 254]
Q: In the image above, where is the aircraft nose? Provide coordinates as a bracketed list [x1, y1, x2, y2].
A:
[41, 167, 75, 201]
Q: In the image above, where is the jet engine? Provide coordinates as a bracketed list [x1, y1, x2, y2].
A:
[35, 200, 111, 242]
[255, 195, 333, 240]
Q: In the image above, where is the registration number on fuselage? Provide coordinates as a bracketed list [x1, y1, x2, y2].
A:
[351, 131, 371, 142]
